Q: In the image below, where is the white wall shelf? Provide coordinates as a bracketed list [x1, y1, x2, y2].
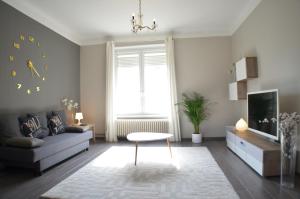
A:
[236, 57, 258, 81]
[229, 57, 258, 101]
[229, 81, 247, 100]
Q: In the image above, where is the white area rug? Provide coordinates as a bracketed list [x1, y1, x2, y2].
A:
[41, 147, 239, 199]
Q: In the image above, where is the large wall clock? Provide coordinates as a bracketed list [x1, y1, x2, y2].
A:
[9, 33, 48, 94]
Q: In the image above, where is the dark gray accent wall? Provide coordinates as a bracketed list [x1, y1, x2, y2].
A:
[0, 1, 80, 113]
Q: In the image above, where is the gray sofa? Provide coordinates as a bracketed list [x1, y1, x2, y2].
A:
[0, 112, 92, 175]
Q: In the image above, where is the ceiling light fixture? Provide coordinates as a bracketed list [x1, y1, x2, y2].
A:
[131, 0, 157, 33]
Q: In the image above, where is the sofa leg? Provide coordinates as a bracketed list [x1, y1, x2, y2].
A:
[86, 148, 89, 151]
[34, 170, 43, 176]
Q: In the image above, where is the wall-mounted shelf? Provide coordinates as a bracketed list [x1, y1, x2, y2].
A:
[236, 57, 258, 81]
[229, 81, 247, 100]
[229, 57, 258, 101]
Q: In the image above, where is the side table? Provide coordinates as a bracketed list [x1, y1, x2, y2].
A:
[71, 124, 96, 142]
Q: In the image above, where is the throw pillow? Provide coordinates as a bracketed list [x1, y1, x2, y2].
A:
[6, 137, 44, 148]
[19, 116, 45, 138]
[52, 110, 67, 126]
[49, 115, 65, 135]
[28, 112, 48, 129]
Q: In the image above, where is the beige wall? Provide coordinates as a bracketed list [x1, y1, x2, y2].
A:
[80, 37, 236, 138]
[174, 37, 238, 138]
[80, 44, 106, 136]
[232, 0, 300, 172]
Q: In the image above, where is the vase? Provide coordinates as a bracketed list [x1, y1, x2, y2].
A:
[192, 133, 202, 143]
[66, 110, 75, 125]
[280, 123, 297, 188]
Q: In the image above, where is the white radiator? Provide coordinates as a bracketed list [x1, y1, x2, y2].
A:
[116, 119, 169, 137]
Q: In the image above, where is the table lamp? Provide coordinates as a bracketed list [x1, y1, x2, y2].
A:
[235, 118, 248, 131]
[75, 112, 83, 125]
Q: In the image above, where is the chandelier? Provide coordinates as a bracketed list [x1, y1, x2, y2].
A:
[131, 0, 157, 33]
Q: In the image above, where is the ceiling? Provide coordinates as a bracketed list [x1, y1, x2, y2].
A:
[3, 0, 261, 45]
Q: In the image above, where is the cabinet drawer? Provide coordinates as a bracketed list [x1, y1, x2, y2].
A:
[227, 140, 235, 151]
[226, 131, 236, 143]
[247, 154, 263, 175]
[246, 141, 263, 162]
[235, 136, 247, 161]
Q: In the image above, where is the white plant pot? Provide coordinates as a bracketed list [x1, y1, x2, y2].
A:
[192, 133, 202, 143]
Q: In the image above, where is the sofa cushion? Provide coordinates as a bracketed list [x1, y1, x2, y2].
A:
[49, 115, 65, 135]
[0, 114, 23, 139]
[6, 137, 44, 148]
[0, 131, 92, 163]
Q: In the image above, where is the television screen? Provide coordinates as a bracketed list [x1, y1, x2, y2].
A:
[248, 90, 279, 140]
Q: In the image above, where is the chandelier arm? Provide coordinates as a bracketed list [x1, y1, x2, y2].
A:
[131, 0, 157, 33]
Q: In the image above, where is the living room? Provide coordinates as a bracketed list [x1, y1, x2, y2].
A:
[0, 0, 299, 198]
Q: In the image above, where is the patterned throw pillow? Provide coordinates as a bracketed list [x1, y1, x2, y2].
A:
[20, 116, 43, 138]
[49, 115, 65, 135]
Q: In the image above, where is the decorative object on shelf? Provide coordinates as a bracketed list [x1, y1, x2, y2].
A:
[235, 118, 248, 131]
[75, 112, 83, 125]
[61, 98, 79, 124]
[8, 33, 48, 94]
[131, 0, 157, 33]
[279, 112, 300, 188]
[177, 93, 210, 143]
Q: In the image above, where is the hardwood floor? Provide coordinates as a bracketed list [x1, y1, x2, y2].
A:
[0, 140, 299, 199]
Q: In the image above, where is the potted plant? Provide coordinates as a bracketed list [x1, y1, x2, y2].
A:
[177, 93, 209, 143]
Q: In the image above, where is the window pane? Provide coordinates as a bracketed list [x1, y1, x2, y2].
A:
[144, 52, 169, 116]
[116, 54, 141, 115]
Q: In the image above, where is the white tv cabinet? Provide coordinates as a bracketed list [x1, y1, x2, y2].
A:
[225, 126, 280, 176]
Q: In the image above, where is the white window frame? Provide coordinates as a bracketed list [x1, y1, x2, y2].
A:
[115, 44, 168, 119]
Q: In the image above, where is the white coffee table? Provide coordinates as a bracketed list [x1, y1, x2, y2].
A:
[127, 132, 173, 165]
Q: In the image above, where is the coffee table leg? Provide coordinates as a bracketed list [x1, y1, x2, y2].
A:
[167, 138, 172, 158]
[135, 142, 138, 165]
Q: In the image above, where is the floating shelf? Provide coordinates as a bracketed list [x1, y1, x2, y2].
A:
[236, 57, 258, 81]
[229, 57, 258, 101]
[229, 81, 247, 100]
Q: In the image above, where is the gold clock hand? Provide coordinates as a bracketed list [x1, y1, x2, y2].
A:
[31, 65, 40, 78]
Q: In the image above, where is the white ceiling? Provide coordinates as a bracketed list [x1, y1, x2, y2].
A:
[3, 0, 261, 45]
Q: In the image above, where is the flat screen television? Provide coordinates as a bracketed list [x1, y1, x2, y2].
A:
[247, 89, 279, 141]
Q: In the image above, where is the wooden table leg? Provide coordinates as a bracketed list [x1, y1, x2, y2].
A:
[167, 138, 172, 158]
[135, 142, 138, 166]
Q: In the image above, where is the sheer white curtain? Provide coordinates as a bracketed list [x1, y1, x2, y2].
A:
[105, 41, 118, 142]
[165, 37, 181, 142]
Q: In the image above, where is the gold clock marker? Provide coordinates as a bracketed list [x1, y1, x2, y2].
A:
[20, 34, 25, 41]
[27, 89, 31, 94]
[11, 70, 16, 77]
[29, 36, 35, 43]
[13, 42, 20, 49]
[17, 83, 22, 89]
[36, 87, 40, 92]
[9, 56, 14, 62]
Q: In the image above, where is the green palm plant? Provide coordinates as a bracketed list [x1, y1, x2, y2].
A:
[177, 93, 209, 134]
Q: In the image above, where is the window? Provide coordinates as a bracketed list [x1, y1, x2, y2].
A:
[115, 44, 169, 117]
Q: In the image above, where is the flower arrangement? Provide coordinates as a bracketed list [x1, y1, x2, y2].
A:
[61, 98, 79, 111]
[279, 112, 300, 188]
[279, 112, 300, 136]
